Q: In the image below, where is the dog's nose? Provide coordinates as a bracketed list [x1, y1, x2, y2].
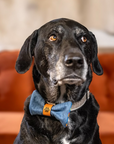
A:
[64, 54, 84, 68]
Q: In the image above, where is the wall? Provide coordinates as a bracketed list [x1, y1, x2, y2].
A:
[0, 0, 114, 51]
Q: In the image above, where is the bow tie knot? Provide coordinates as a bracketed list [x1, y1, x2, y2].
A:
[29, 90, 72, 127]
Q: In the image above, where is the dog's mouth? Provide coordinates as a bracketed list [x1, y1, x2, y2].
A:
[53, 75, 84, 86]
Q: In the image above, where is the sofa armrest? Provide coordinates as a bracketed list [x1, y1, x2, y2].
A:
[0, 111, 114, 135]
[0, 112, 24, 134]
[98, 111, 114, 134]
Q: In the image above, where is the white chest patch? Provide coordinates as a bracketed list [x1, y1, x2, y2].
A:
[61, 136, 78, 144]
[61, 119, 77, 144]
[61, 136, 69, 144]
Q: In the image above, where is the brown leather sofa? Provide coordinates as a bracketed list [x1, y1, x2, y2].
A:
[0, 51, 114, 144]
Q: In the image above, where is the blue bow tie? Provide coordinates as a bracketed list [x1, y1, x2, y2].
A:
[29, 90, 72, 127]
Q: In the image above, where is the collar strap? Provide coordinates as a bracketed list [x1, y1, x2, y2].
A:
[47, 90, 90, 111]
[71, 90, 90, 111]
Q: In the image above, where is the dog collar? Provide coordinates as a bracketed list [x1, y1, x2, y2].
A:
[47, 90, 90, 111]
[71, 90, 90, 111]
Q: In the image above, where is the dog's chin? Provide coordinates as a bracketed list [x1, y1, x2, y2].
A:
[54, 76, 84, 86]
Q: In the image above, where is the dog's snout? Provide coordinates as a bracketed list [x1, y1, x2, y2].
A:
[64, 54, 84, 68]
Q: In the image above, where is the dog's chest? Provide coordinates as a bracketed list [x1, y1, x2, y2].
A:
[61, 136, 78, 144]
[61, 136, 70, 144]
[60, 118, 78, 144]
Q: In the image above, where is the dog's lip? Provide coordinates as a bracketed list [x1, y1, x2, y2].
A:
[55, 75, 84, 86]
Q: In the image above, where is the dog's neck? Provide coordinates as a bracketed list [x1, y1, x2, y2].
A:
[37, 77, 90, 108]
[70, 90, 90, 111]
[36, 78, 91, 104]
[46, 90, 90, 111]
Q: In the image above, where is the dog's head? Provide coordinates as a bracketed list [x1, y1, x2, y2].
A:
[15, 18, 103, 103]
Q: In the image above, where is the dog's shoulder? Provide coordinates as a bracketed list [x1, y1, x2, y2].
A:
[24, 95, 31, 113]
[90, 93, 100, 111]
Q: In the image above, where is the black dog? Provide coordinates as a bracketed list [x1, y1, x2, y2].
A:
[14, 18, 103, 144]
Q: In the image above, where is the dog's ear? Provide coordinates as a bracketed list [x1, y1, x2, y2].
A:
[89, 31, 103, 75]
[15, 30, 38, 74]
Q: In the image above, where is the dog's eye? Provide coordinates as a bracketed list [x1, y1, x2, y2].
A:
[49, 35, 57, 41]
[81, 36, 87, 43]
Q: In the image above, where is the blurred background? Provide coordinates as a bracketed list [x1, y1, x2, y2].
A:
[0, 0, 114, 52]
[0, 0, 114, 144]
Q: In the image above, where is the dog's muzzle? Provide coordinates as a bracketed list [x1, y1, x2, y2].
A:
[48, 51, 88, 86]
